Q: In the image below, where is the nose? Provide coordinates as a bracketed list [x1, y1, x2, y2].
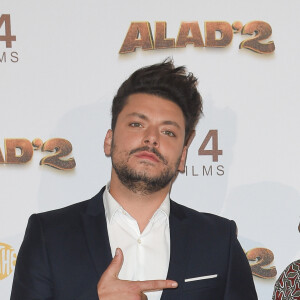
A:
[143, 126, 159, 147]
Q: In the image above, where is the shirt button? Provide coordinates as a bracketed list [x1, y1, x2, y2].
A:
[137, 238, 141, 244]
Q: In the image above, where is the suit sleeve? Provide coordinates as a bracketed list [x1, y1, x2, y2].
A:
[224, 221, 258, 300]
[10, 214, 54, 300]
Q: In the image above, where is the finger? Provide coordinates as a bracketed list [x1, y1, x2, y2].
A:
[141, 292, 148, 300]
[104, 248, 124, 278]
[137, 279, 178, 292]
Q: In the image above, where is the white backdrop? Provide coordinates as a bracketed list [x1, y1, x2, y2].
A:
[1, 0, 300, 299]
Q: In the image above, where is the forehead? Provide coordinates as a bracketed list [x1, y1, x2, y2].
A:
[119, 93, 185, 124]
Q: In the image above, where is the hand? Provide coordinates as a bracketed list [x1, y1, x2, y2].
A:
[97, 248, 178, 300]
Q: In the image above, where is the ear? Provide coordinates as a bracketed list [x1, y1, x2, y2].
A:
[177, 130, 196, 173]
[104, 129, 113, 157]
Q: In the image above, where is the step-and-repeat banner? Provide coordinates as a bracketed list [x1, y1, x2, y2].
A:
[1, 0, 300, 299]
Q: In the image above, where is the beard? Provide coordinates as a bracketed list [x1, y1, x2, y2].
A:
[111, 145, 181, 195]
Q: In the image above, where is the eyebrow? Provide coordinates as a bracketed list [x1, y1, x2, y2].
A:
[126, 112, 181, 129]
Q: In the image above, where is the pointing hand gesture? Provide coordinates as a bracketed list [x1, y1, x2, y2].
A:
[97, 248, 178, 300]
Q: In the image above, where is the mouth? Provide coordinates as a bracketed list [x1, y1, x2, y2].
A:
[134, 151, 160, 163]
[129, 146, 168, 165]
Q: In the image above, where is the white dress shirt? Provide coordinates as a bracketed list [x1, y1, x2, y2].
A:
[103, 185, 171, 300]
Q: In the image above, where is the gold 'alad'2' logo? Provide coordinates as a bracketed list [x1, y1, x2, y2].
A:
[0, 138, 76, 170]
[0, 242, 16, 280]
[119, 21, 275, 54]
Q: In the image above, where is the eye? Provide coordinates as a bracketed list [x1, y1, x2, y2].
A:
[162, 130, 176, 137]
[129, 122, 142, 128]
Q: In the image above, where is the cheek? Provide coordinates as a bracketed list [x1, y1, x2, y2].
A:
[111, 139, 135, 160]
[168, 146, 186, 165]
[115, 130, 141, 145]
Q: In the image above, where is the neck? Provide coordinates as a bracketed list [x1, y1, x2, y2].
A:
[109, 171, 171, 232]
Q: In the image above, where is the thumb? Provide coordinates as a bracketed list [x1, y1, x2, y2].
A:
[105, 248, 124, 278]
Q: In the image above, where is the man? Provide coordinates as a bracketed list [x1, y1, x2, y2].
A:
[11, 60, 257, 300]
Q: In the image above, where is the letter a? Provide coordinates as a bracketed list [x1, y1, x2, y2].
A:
[176, 22, 204, 48]
[119, 22, 154, 53]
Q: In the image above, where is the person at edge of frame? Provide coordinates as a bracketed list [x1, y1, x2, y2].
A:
[11, 59, 258, 300]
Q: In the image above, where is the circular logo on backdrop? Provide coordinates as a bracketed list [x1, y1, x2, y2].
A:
[0, 242, 17, 280]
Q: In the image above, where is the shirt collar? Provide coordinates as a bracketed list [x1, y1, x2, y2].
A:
[103, 183, 121, 223]
[103, 183, 170, 223]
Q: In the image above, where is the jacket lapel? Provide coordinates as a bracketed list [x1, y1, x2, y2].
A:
[81, 187, 113, 277]
[161, 200, 191, 300]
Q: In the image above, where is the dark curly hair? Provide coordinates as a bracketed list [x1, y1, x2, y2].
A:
[111, 59, 203, 143]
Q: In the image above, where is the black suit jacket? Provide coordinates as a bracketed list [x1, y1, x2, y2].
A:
[11, 187, 257, 300]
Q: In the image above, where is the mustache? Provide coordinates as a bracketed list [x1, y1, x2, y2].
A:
[129, 146, 168, 165]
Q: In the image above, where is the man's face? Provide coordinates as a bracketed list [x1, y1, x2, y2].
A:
[104, 93, 187, 194]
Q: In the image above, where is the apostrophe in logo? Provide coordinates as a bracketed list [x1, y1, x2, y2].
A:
[0, 14, 19, 63]
[0, 242, 17, 280]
